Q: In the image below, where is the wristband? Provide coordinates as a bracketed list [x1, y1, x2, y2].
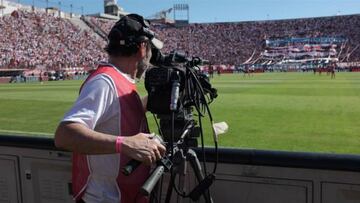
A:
[115, 136, 124, 153]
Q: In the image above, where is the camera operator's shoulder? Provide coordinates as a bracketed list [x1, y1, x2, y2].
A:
[81, 74, 116, 95]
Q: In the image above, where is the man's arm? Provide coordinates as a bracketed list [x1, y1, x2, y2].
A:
[54, 121, 117, 154]
[54, 121, 166, 165]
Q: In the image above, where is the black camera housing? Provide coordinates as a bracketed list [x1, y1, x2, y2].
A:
[145, 65, 185, 115]
[144, 50, 217, 143]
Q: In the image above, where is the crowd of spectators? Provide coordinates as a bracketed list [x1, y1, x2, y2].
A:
[1, 9, 360, 71]
[91, 14, 360, 66]
[89, 17, 114, 36]
[157, 15, 360, 65]
[0, 10, 107, 70]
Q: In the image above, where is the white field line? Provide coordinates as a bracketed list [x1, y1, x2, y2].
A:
[0, 129, 52, 136]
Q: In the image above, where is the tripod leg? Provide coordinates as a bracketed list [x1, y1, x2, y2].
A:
[150, 178, 163, 203]
[165, 149, 188, 203]
[165, 171, 174, 203]
[187, 149, 213, 203]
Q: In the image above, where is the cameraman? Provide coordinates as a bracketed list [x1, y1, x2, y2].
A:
[54, 14, 166, 203]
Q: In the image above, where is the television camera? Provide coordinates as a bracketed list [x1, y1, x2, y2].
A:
[145, 48, 217, 143]
[145, 48, 220, 202]
[124, 48, 219, 203]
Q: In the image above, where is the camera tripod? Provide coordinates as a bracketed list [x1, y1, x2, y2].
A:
[142, 145, 213, 203]
[140, 120, 214, 203]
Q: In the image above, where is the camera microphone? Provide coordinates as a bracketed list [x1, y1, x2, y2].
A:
[169, 51, 188, 63]
[150, 49, 189, 67]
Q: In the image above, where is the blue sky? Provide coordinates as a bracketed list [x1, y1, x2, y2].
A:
[18, 0, 360, 23]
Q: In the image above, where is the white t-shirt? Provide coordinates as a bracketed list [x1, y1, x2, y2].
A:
[62, 65, 135, 203]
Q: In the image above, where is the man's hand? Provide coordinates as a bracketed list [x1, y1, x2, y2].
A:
[122, 133, 166, 165]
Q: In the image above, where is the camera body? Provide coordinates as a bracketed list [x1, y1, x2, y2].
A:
[145, 50, 217, 144]
[145, 64, 185, 115]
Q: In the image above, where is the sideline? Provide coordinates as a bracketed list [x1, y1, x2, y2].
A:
[0, 129, 53, 137]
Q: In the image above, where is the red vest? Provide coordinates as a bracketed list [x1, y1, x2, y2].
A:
[72, 65, 150, 203]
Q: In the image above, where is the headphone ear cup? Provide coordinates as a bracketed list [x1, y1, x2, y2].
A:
[127, 44, 139, 54]
[124, 36, 139, 53]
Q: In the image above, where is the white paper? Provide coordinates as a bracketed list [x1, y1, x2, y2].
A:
[212, 121, 229, 136]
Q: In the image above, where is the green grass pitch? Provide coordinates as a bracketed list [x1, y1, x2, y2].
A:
[0, 72, 359, 154]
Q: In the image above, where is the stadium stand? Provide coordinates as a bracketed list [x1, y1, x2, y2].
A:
[88, 14, 360, 67]
[1, 5, 360, 77]
[0, 9, 106, 71]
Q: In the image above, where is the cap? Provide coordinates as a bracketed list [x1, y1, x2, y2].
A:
[108, 14, 163, 50]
